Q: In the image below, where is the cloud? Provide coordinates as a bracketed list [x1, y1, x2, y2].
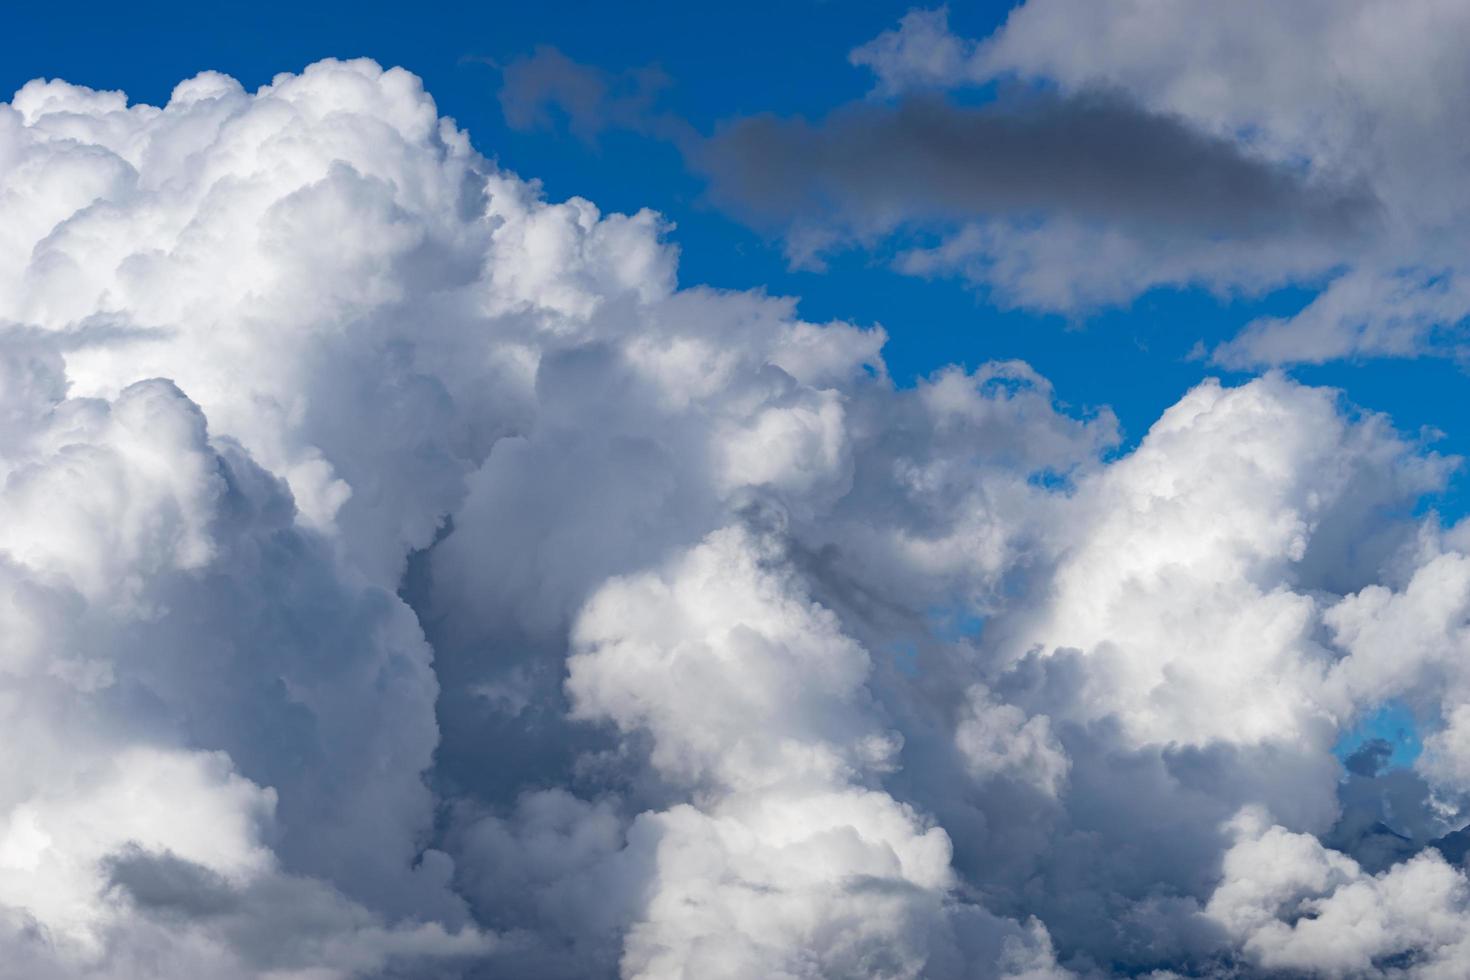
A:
[954, 684, 1070, 797]
[493, 42, 1377, 310]
[1208, 808, 1470, 976]
[563, 524, 1068, 978]
[858, 1, 1470, 362]
[848, 7, 985, 95]
[497, 45, 695, 145]
[6, 53, 1470, 980]
[693, 90, 1375, 273]
[0, 371, 487, 975]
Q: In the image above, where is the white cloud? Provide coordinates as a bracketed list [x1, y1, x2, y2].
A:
[955, 685, 1069, 797]
[567, 525, 1066, 979]
[993, 374, 1449, 747]
[1208, 808, 1470, 977]
[849, 7, 984, 95]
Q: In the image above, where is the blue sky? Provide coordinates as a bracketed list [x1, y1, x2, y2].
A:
[9, 0, 1465, 519]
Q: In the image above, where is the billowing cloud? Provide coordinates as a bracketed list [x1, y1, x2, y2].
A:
[1207, 808, 1470, 976]
[0, 372, 488, 976]
[4, 51, 1470, 980]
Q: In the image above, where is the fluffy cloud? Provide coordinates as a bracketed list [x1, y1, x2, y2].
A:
[564, 525, 1068, 979]
[0, 369, 486, 976]
[1001, 375, 1451, 747]
[954, 685, 1069, 797]
[1207, 808, 1470, 977]
[5, 52, 1470, 980]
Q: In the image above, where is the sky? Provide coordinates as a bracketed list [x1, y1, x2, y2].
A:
[7, 2, 1470, 979]
[8, 0, 1467, 498]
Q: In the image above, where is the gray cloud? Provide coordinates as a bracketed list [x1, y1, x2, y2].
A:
[497, 45, 694, 145]
[495, 44, 1377, 300]
[105, 847, 241, 920]
[694, 91, 1376, 246]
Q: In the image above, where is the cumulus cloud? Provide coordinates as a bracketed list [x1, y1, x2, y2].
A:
[954, 685, 1069, 797]
[5, 50, 1470, 980]
[0, 371, 487, 976]
[1208, 808, 1470, 977]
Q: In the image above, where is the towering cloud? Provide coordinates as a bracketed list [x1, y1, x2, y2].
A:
[2, 47, 1470, 980]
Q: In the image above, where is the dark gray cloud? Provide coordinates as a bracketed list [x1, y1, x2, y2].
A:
[495, 46, 1376, 283]
[105, 847, 241, 920]
[497, 45, 693, 145]
[693, 91, 1377, 242]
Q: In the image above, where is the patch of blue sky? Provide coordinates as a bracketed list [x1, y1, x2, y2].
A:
[926, 606, 986, 643]
[885, 609, 984, 678]
[1334, 700, 1425, 773]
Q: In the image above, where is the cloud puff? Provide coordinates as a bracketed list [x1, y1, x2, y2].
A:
[497, 45, 691, 146]
[6, 54, 1470, 980]
[1208, 807, 1470, 976]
